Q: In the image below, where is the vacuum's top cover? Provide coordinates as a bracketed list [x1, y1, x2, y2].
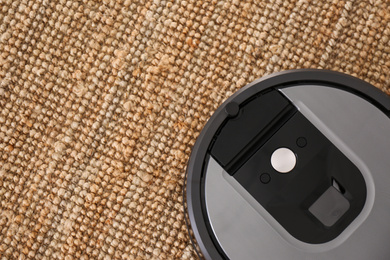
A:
[185, 69, 390, 260]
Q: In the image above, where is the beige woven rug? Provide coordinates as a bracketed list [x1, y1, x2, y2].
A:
[1, 0, 390, 259]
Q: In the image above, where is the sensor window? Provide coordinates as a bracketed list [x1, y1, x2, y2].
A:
[309, 186, 350, 227]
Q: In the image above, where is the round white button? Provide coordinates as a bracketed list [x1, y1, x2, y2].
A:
[271, 148, 296, 173]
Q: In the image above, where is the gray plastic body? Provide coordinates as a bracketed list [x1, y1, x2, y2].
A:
[204, 85, 390, 259]
[184, 70, 390, 260]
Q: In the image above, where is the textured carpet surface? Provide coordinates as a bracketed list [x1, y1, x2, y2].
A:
[1, 0, 390, 259]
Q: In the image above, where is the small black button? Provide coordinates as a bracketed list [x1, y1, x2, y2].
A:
[260, 173, 271, 184]
[296, 137, 307, 148]
[225, 102, 239, 117]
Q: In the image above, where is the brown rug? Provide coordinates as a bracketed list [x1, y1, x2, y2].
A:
[1, 0, 390, 259]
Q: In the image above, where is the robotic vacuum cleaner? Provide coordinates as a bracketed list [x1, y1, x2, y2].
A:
[184, 69, 390, 259]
